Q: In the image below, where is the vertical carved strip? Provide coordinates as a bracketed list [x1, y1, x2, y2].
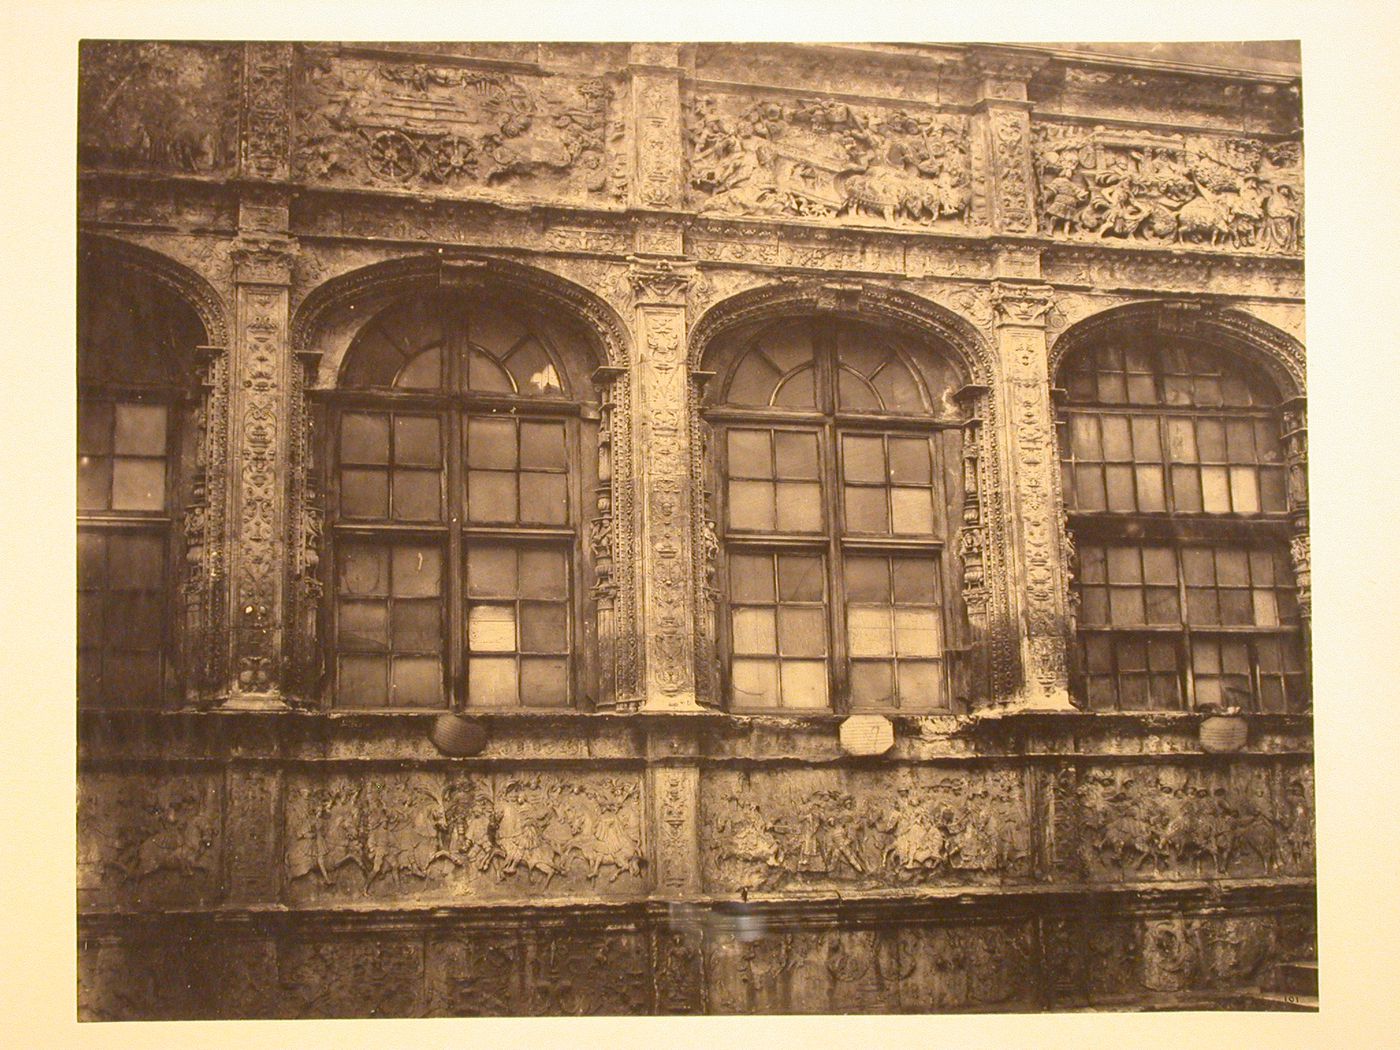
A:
[610, 369, 639, 701]
[590, 367, 624, 707]
[649, 764, 700, 894]
[630, 47, 683, 210]
[286, 346, 323, 701]
[988, 108, 1037, 234]
[183, 345, 228, 701]
[241, 43, 292, 180]
[991, 282, 1073, 708]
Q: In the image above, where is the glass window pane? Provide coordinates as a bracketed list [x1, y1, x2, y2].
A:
[1197, 420, 1227, 461]
[850, 660, 895, 708]
[774, 431, 819, 479]
[393, 545, 441, 597]
[1069, 415, 1102, 462]
[731, 658, 780, 708]
[341, 468, 389, 519]
[111, 458, 165, 511]
[775, 481, 823, 532]
[467, 545, 517, 597]
[1216, 549, 1248, 586]
[466, 417, 517, 469]
[841, 436, 886, 484]
[1182, 548, 1215, 586]
[1109, 588, 1145, 624]
[1230, 467, 1260, 513]
[1096, 371, 1127, 403]
[338, 600, 388, 650]
[1079, 586, 1109, 624]
[341, 413, 390, 464]
[732, 608, 777, 654]
[1079, 545, 1106, 584]
[391, 657, 444, 707]
[1260, 468, 1288, 512]
[1253, 589, 1280, 627]
[1135, 466, 1166, 512]
[891, 488, 936, 534]
[772, 367, 816, 408]
[521, 472, 568, 524]
[467, 604, 516, 652]
[1186, 588, 1220, 625]
[392, 601, 442, 652]
[1226, 420, 1256, 462]
[508, 342, 564, 396]
[1166, 418, 1198, 462]
[728, 480, 775, 531]
[1201, 466, 1231, 513]
[1145, 587, 1180, 625]
[778, 555, 824, 601]
[845, 557, 890, 603]
[520, 421, 567, 470]
[1141, 547, 1176, 585]
[1075, 464, 1106, 511]
[778, 607, 826, 657]
[1106, 547, 1142, 583]
[79, 402, 113, 455]
[113, 404, 167, 456]
[468, 471, 518, 523]
[888, 438, 932, 484]
[1126, 373, 1156, 405]
[393, 470, 441, 521]
[520, 548, 568, 599]
[845, 486, 888, 532]
[521, 657, 568, 707]
[1255, 420, 1284, 463]
[898, 661, 944, 707]
[468, 657, 518, 706]
[871, 361, 924, 412]
[727, 353, 781, 406]
[1101, 416, 1132, 460]
[780, 661, 828, 708]
[1105, 465, 1135, 511]
[730, 554, 775, 603]
[1129, 417, 1161, 461]
[395, 346, 442, 389]
[339, 655, 388, 707]
[109, 534, 165, 589]
[728, 430, 772, 478]
[393, 416, 440, 467]
[1171, 466, 1203, 513]
[466, 348, 514, 394]
[893, 558, 939, 605]
[894, 608, 941, 656]
[1220, 590, 1253, 626]
[339, 545, 388, 596]
[1249, 549, 1277, 585]
[78, 456, 111, 510]
[849, 606, 893, 657]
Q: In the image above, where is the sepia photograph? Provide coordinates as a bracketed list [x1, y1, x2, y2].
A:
[70, 31, 1324, 1023]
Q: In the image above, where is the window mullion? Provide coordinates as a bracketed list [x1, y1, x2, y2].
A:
[446, 314, 466, 710]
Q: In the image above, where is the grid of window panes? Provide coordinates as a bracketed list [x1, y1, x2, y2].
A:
[79, 400, 170, 513]
[1060, 344, 1287, 517]
[330, 295, 578, 710]
[1074, 542, 1306, 713]
[716, 317, 957, 713]
[727, 551, 829, 710]
[78, 531, 167, 706]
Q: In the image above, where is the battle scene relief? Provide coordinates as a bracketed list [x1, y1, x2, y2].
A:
[701, 767, 1032, 892]
[283, 769, 646, 901]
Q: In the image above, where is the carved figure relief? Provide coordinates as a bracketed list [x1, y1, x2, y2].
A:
[294, 50, 621, 201]
[1034, 125, 1302, 252]
[79, 42, 240, 174]
[702, 768, 1031, 890]
[78, 775, 221, 901]
[688, 94, 970, 226]
[284, 772, 645, 899]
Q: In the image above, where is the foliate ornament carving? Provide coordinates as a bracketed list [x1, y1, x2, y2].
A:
[232, 234, 298, 286]
[688, 94, 971, 227]
[294, 50, 621, 201]
[989, 108, 1035, 233]
[242, 44, 292, 179]
[990, 281, 1054, 327]
[183, 346, 229, 698]
[1289, 532, 1311, 622]
[1033, 124, 1302, 252]
[651, 765, 699, 893]
[279, 939, 424, 1018]
[527, 930, 650, 1015]
[426, 934, 521, 1016]
[635, 77, 683, 208]
[627, 256, 695, 304]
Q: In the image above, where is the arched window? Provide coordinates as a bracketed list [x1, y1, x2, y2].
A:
[1058, 327, 1307, 712]
[78, 256, 206, 707]
[708, 316, 968, 713]
[324, 291, 596, 709]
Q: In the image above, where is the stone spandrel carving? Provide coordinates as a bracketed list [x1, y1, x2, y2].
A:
[293, 49, 622, 202]
[687, 94, 971, 227]
[279, 938, 425, 1019]
[284, 771, 645, 901]
[701, 768, 1032, 891]
[77, 773, 221, 905]
[1033, 125, 1303, 252]
[79, 42, 241, 175]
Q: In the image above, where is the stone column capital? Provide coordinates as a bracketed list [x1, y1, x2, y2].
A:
[231, 234, 299, 286]
[627, 255, 696, 304]
[990, 281, 1056, 327]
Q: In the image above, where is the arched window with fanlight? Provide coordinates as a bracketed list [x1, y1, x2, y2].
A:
[78, 255, 207, 707]
[323, 290, 597, 710]
[1057, 326, 1308, 712]
[707, 315, 970, 713]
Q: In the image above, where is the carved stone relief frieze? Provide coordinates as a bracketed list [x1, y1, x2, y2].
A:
[687, 93, 972, 228]
[294, 48, 623, 203]
[987, 108, 1036, 233]
[278, 938, 425, 1018]
[283, 770, 646, 901]
[1033, 124, 1303, 253]
[242, 43, 293, 179]
[700, 767, 1032, 892]
[79, 41, 241, 175]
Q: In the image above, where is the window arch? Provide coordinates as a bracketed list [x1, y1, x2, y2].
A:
[707, 315, 969, 713]
[323, 290, 597, 709]
[78, 256, 206, 707]
[1057, 322, 1307, 712]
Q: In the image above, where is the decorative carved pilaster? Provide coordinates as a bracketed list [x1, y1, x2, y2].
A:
[970, 50, 1043, 235]
[590, 365, 626, 708]
[953, 384, 990, 627]
[990, 281, 1074, 709]
[182, 344, 229, 703]
[629, 258, 704, 711]
[225, 234, 298, 707]
[1281, 396, 1309, 626]
[286, 341, 323, 703]
[629, 46, 683, 210]
[649, 762, 701, 894]
[241, 43, 293, 180]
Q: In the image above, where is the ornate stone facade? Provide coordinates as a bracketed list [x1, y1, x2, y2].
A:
[77, 40, 1311, 1017]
